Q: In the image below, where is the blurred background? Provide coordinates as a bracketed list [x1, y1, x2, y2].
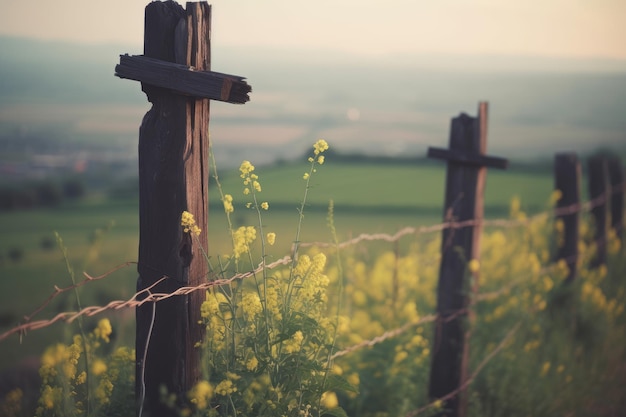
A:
[0, 0, 625, 409]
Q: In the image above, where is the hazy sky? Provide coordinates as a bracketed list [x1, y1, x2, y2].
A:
[1, 0, 625, 59]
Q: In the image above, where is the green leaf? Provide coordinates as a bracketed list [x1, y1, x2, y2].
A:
[324, 373, 359, 394]
[322, 406, 349, 417]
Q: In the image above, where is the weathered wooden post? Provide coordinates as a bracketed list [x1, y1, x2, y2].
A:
[587, 155, 609, 267]
[607, 156, 625, 243]
[554, 153, 581, 283]
[426, 102, 508, 417]
[115, 2, 250, 416]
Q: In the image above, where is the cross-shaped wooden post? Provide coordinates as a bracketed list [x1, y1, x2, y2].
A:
[114, 2, 250, 416]
[426, 102, 507, 417]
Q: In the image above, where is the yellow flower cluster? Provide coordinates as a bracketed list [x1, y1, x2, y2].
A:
[93, 318, 112, 343]
[35, 319, 135, 416]
[293, 253, 330, 304]
[181, 210, 201, 236]
[240, 160, 262, 194]
[242, 292, 263, 318]
[233, 225, 257, 259]
[313, 139, 329, 156]
[0, 388, 23, 417]
[266, 232, 276, 246]
[223, 194, 234, 214]
[215, 379, 237, 396]
[304, 139, 329, 178]
[282, 330, 304, 353]
[188, 380, 214, 410]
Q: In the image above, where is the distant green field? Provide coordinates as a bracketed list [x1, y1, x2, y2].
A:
[209, 160, 554, 214]
[0, 161, 555, 370]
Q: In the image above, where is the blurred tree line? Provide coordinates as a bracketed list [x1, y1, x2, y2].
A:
[0, 177, 85, 211]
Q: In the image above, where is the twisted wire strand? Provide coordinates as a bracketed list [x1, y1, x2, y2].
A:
[1, 182, 622, 342]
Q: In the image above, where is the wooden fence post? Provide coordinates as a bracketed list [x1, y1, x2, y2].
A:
[607, 156, 625, 243]
[554, 153, 581, 283]
[115, 2, 250, 416]
[587, 155, 609, 267]
[426, 102, 508, 417]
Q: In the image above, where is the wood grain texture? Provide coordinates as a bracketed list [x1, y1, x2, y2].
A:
[428, 102, 500, 417]
[135, 2, 211, 416]
[115, 54, 250, 103]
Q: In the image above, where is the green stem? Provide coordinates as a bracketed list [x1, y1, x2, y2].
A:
[55, 232, 91, 416]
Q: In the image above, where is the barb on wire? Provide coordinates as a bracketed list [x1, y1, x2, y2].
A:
[2, 180, 623, 343]
[22, 261, 136, 326]
[0, 255, 294, 342]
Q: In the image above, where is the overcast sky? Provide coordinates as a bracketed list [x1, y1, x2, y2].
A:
[1, 0, 625, 59]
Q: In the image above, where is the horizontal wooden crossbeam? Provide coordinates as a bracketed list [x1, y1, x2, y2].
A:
[427, 147, 508, 169]
[115, 54, 251, 104]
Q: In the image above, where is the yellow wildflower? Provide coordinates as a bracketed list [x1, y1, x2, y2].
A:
[242, 292, 262, 317]
[223, 194, 234, 214]
[95, 378, 113, 405]
[283, 330, 304, 353]
[94, 318, 112, 343]
[313, 139, 329, 155]
[91, 359, 107, 376]
[239, 160, 254, 177]
[233, 226, 257, 259]
[266, 232, 276, 246]
[188, 380, 213, 410]
[550, 189, 563, 205]
[75, 371, 87, 385]
[261, 201, 269, 210]
[181, 211, 201, 236]
[215, 380, 237, 396]
[246, 356, 258, 371]
[321, 391, 338, 409]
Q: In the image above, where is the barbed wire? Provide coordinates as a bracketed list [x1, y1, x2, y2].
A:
[302, 180, 624, 250]
[1, 181, 622, 343]
[330, 314, 436, 360]
[0, 255, 293, 342]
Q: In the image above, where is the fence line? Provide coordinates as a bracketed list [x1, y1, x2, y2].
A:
[301, 180, 625, 250]
[0, 255, 292, 341]
[0, 161, 622, 417]
[1, 221, 598, 362]
[1, 181, 621, 342]
[330, 314, 437, 360]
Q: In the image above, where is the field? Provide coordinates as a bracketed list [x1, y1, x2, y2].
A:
[0, 160, 554, 370]
[1, 154, 625, 417]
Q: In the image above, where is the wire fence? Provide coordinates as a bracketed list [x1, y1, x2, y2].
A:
[0, 182, 620, 343]
[0, 178, 623, 415]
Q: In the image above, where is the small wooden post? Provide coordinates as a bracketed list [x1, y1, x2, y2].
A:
[587, 155, 609, 267]
[554, 153, 581, 283]
[607, 156, 625, 243]
[115, 2, 250, 416]
[426, 102, 508, 417]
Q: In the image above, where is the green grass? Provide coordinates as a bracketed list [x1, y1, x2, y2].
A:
[0, 161, 554, 372]
[210, 161, 553, 215]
